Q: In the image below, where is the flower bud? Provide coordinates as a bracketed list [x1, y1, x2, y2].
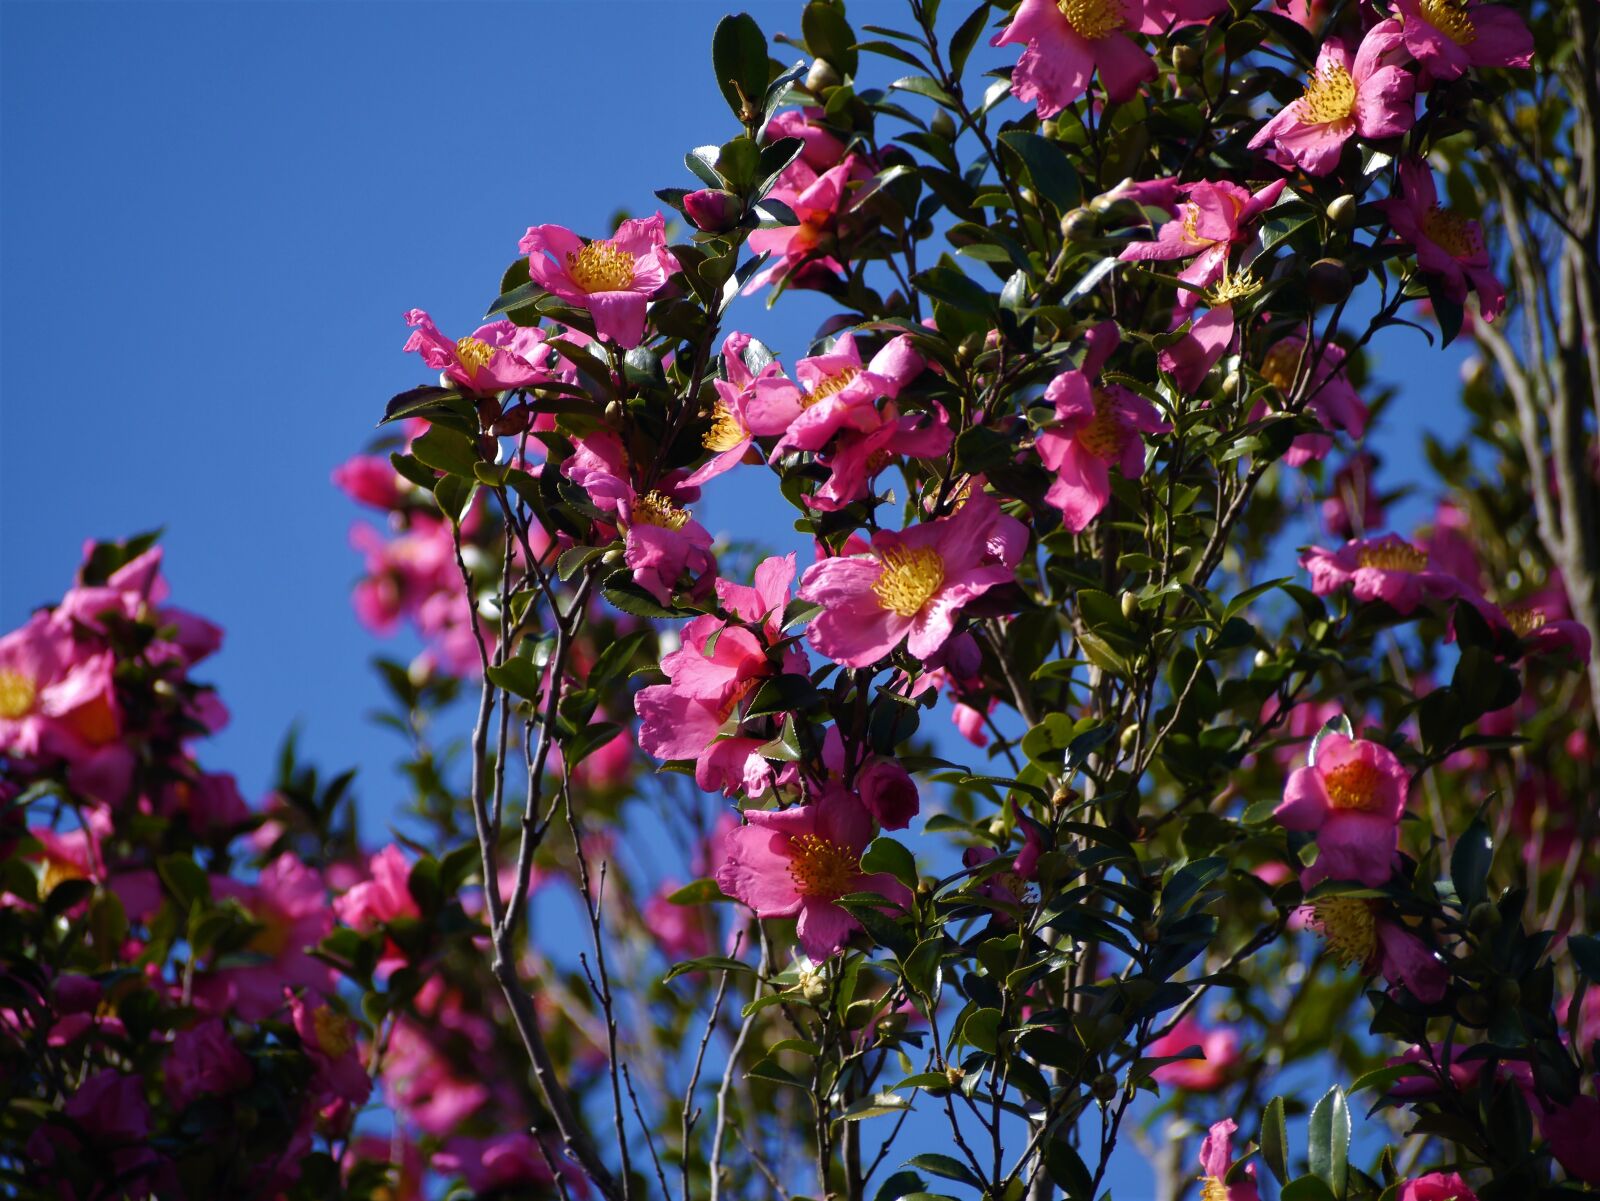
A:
[1253, 649, 1272, 669]
[1326, 194, 1357, 230]
[491, 406, 530, 437]
[1467, 901, 1501, 936]
[1220, 370, 1241, 396]
[1172, 43, 1201, 75]
[683, 188, 742, 234]
[604, 400, 624, 422]
[1119, 725, 1139, 752]
[1307, 258, 1353, 305]
[859, 758, 920, 830]
[476, 396, 503, 428]
[1120, 592, 1138, 620]
[796, 964, 829, 1004]
[806, 58, 841, 93]
[988, 817, 1008, 838]
[1091, 1072, 1118, 1102]
[945, 1066, 966, 1087]
[1060, 208, 1098, 242]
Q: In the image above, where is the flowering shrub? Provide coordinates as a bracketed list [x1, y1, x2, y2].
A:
[6, 1, 1600, 1199]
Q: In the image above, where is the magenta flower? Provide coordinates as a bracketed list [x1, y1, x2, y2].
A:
[746, 154, 874, 292]
[1148, 1014, 1239, 1091]
[1157, 297, 1244, 395]
[167, 1019, 253, 1109]
[1197, 1118, 1260, 1201]
[1383, 159, 1505, 321]
[1119, 179, 1287, 301]
[1398, 1174, 1480, 1201]
[1248, 21, 1414, 176]
[621, 488, 717, 606]
[1275, 732, 1407, 887]
[1392, 0, 1533, 80]
[1303, 533, 1469, 615]
[332, 453, 404, 510]
[765, 109, 847, 172]
[809, 404, 952, 511]
[403, 309, 557, 393]
[1460, 592, 1593, 665]
[1037, 322, 1170, 531]
[1256, 337, 1369, 466]
[856, 758, 921, 831]
[1304, 882, 1449, 1003]
[749, 332, 925, 460]
[436, 1133, 580, 1196]
[519, 212, 681, 348]
[1537, 1090, 1600, 1185]
[686, 332, 791, 486]
[25, 1070, 168, 1201]
[799, 489, 1028, 668]
[333, 844, 421, 932]
[200, 853, 335, 1020]
[1321, 453, 1386, 538]
[715, 790, 912, 959]
[992, 0, 1157, 113]
[289, 991, 372, 1107]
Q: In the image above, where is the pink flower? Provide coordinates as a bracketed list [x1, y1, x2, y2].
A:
[332, 454, 404, 510]
[1257, 338, 1369, 467]
[1248, 21, 1414, 175]
[1158, 299, 1242, 395]
[644, 879, 714, 961]
[1420, 500, 1484, 593]
[1120, 179, 1287, 302]
[799, 489, 1028, 668]
[765, 109, 847, 171]
[25, 1070, 167, 1201]
[857, 758, 920, 831]
[1398, 1173, 1480, 1201]
[519, 213, 681, 348]
[435, 1133, 584, 1196]
[1462, 594, 1593, 666]
[682, 188, 741, 233]
[1321, 453, 1386, 538]
[686, 332, 791, 486]
[1302, 533, 1468, 615]
[1276, 732, 1408, 887]
[200, 853, 335, 1020]
[404, 309, 558, 392]
[750, 333, 925, 461]
[167, 1018, 253, 1109]
[1037, 322, 1170, 530]
[1197, 1118, 1260, 1201]
[1385, 1044, 1479, 1098]
[715, 790, 912, 959]
[290, 991, 372, 1107]
[746, 155, 875, 292]
[992, 0, 1157, 113]
[621, 489, 717, 607]
[334, 844, 421, 931]
[1383, 159, 1505, 321]
[1392, 0, 1533, 80]
[1304, 884, 1449, 1003]
[810, 403, 952, 511]
[1537, 1090, 1600, 1184]
[1149, 1014, 1239, 1091]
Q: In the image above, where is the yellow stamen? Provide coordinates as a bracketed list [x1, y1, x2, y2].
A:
[1260, 341, 1302, 393]
[1356, 542, 1428, 572]
[801, 367, 861, 410]
[1420, 206, 1482, 260]
[248, 917, 291, 959]
[1504, 607, 1547, 638]
[1057, 0, 1127, 40]
[1323, 758, 1386, 812]
[703, 401, 748, 453]
[717, 676, 760, 724]
[788, 833, 860, 899]
[1076, 389, 1129, 460]
[1297, 63, 1357, 124]
[1201, 1177, 1230, 1201]
[566, 241, 636, 293]
[632, 490, 691, 531]
[39, 857, 87, 898]
[0, 669, 36, 720]
[1312, 895, 1378, 968]
[872, 546, 945, 617]
[312, 1006, 357, 1058]
[454, 336, 496, 377]
[1206, 268, 1261, 306]
[1419, 0, 1477, 44]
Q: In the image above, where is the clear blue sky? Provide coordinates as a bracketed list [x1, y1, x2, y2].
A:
[1, 2, 1470, 1193]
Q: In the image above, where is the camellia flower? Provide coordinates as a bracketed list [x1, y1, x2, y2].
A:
[1119, 179, 1287, 303]
[167, 1018, 253, 1110]
[1148, 1014, 1239, 1091]
[1397, 1173, 1480, 1201]
[25, 1070, 169, 1201]
[810, 404, 952, 512]
[1383, 160, 1505, 321]
[750, 333, 925, 461]
[799, 489, 1028, 668]
[1321, 452, 1386, 538]
[621, 488, 717, 606]
[1156, 272, 1263, 394]
[289, 990, 372, 1107]
[746, 154, 875, 292]
[435, 1133, 581, 1197]
[1303, 877, 1449, 1003]
[403, 310, 557, 393]
[765, 108, 847, 172]
[1196, 1118, 1259, 1201]
[687, 332, 791, 486]
[333, 844, 421, 932]
[1275, 731, 1408, 887]
[1248, 21, 1414, 176]
[1302, 533, 1469, 616]
[1462, 593, 1593, 667]
[1037, 322, 1170, 531]
[331, 454, 404, 511]
[519, 212, 681, 348]
[200, 853, 336, 1020]
[1256, 338, 1370, 467]
[991, 0, 1157, 113]
[1391, 0, 1533, 80]
[715, 789, 911, 959]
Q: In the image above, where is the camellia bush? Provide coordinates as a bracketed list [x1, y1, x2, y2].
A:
[4, 0, 1600, 1198]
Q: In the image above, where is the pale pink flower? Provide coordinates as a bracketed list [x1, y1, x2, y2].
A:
[1248, 21, 1414, 175]
[1384, 159, 1505, 321]
[1302, 533, 1469, 615]
[1119, 179, 1287, 303]
[1392, 0, 1533, 80]
[520, 213, 681, 348]
[749, 333, 925, 460]
[746, 155, 875, 292]
[799, 489, 1028, 668]
[1197, 1118, 1260, 1201]
[1149, 1014, 1240, 1090]
[403, 309, 558, 392]
[992, 0, 1158, 113]
[1276, 732, 1407, 886]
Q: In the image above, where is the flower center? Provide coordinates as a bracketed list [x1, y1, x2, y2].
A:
[717, 675, 761, 723]
[1504, 606, 1547, 637]
[0, 669, 37, 720]
[1356, 542, 1428, 572]
[1077, 390, 1129, 460]
[1420, 206, 1482, 260]
[801, 367, 861, 410]
[1323, 758, 1387, 812]
[312, 1005, 357, 1058]
[1311, 895, 1378, 968]
[864, 447, 897, 476]
[872, 545, 945, 617]
[1298, 64, 1357, 124]
[1200, 1177, 1230, 1201]
[632, 490, 692, 531]
[566, 241, 637, 293]
[39, 856, 88, 898]
[1206, 268, 1261, 306]
[703, 401, 749, 453]
[1057, 0, 1126, 40]
[1260, 341, 1301, 393]
[787, 832, 860, 899]
[248, 914, 292, 959]
[455, 336, 496, 377]
[1419, 0, 1477, 44]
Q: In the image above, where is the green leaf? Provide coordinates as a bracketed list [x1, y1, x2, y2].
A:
[1280, 1178, 1339, 1201]
[875, 1171, 928, 1201]
[432, 474, 476, 525]
[1569, 934, 1600, 984]
[664, 955, 753, 982]
[997, 130, 1081, 213]
[1450, 819, 1494, 908]
[411, 425, 480, 478]
[905, 1155, 982, 1190]
[745, 673, 822, 717]
[802, 0, 858, 77]
[712, 13, 770, 120]
[1307, 1086, 1350, 1197]
[157, 854, 210, 909]
[1261, 1095, 1290, 1185]
[947, 1, 989, 77]
[861, 837, 917, 887]
[841, 1091, 912, 1120]
[666, 878, 732, 905]
[485, 658, 544, 702]
[382, 385, 470, 426]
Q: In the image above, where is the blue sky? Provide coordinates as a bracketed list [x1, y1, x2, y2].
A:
[1, 1, 1471, 1192]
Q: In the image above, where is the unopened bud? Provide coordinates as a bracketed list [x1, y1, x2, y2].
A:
[945, 1066, 966, 1087]
[1326, 194, 1357, 230]
[491, 406, 530, 437]
[1172, 44, 1201, 75]
[806, 58, 841, 93]
[1120, 592, 1139, 620]
[1061, 208, 1098, 243]
[604, 400, 624, 422]
[1457, 991, 1491, 1026]
[796, 965, 829, 1004]
[1051, 786, 1077, 810]
[683, 188, 742, 234]
[1307, 258, 1353, 305]
[988, 818, 1008, 838]
[1220, 370, 1241, 396]
[1091, 1072, 1118, 1102]
[1119, 725, 1139, 753]
[1467, 901, 1501, 936]
[476, 396, 503, 427]
[1253, 649, 1271, 669]
[602, 547, 626, 566]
